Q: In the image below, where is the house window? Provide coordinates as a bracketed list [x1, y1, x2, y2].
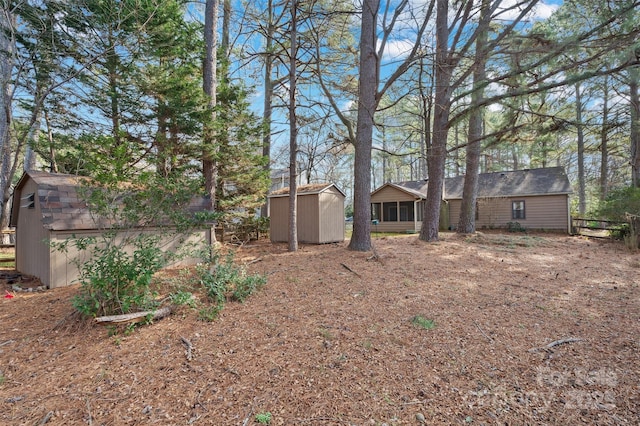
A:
[475, 201, 479, 220]
[512, 200, 525, 219]
[371, 203, 381, 221]
[383, 202, 397, 221]
[399, 201, 414, 221]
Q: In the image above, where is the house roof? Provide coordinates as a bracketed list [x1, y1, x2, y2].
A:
[268, 183, 346, 198]
[11, 171, 211, 231]
[371, 180, 429, 199]
[375, 167, 572, 200]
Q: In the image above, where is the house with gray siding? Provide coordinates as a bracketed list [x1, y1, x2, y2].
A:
[370, 167, 572, 233]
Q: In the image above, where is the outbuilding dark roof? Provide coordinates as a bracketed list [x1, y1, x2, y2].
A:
[11, 171, 211, 231]
[380, 167, 572, 200]
[268, 182, 346, 198]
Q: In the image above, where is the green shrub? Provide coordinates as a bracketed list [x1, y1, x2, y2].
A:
[593, 186, 640, 222]
[411, 315, 436, 330]
[51, 173, 214, 318]
[71, 234, 164, 317]
[593, 186, 640, 250]
[169, 290, 197, 307]
[194, 251, 267, 318]
[232, 274, 266, 303]
[507, 221, 526, 233]
[255, 412, 272, 424]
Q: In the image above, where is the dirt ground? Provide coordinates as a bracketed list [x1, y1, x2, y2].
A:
[0, 232, 638, 425]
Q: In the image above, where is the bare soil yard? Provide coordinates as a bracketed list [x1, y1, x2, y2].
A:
[0, 232, 638, 425]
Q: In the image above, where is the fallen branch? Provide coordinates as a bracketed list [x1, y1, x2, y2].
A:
[38, 411, 54, 425]
[0, 339, 15, 347]
[340, 263, 361, 277]
[94, 306, 173, 325]
[529, 337, 582, 353]
[367, 243, 385, 265]
[473, 321, 494, 343]
[181, 336, 193, 361]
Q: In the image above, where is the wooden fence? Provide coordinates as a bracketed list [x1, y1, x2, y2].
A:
[1, 229, 15, 248]
[571, 217, 628, 238]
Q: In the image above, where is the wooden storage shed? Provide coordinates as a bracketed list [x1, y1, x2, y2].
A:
[10, 171, 213, 289]
[269, 183, 345, 244]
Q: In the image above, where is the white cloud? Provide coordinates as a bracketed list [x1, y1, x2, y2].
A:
[533, 2, 559, 20]
[380, 38, 415, 61]
[496, 0, 560, 21]
[341, 99, 355, 113]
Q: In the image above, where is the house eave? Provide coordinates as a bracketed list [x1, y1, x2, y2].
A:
[445, 191, 573, 200]
[371, 182, 426, 199]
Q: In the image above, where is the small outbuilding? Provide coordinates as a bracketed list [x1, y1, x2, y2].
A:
[371, 167, 573, 233]
[10, 171, 213, 289]
[268, 183, 345, 244]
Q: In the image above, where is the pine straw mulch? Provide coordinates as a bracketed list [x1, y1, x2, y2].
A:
[0, 232, 638, 425]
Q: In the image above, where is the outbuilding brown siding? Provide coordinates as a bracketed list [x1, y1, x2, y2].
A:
[11, 171, 213, 288]
[269, 183, 345, 244]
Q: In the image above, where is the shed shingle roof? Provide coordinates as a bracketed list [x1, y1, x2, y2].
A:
[268, 183, 345, 198]
[12, 171, 210, 231]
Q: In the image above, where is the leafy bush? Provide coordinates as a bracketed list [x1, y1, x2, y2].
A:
[51, 173, 215, 318]
[193, 251, 266, 320]
[593, 186, 640, 250]
[70, 234, 164, 317]
[507, 221, 526, 233]
[232, 273, 267, 303]
[593, 186, 640, 221]
[255, 412, 272, 424]
[411, 315, 436, 330]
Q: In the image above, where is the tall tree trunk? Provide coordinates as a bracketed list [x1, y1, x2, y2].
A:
[106, 30, 121, 149]
[600, 74, 609, 200]
[222, 0, 231, 59]
[0, 5, 14, 242]
[575, 82, 586, 214]
[23, 109, 41, 171]
[630, 69, 640, 187]
[288, 0, 298, 252]
[420, 0, 451, 242]
[260, 0, 276, 218]
[348, 0, 378, 252]
[44, 110, 58, 173]
[203, 0, 219, 242]
[417, 56, 432, 180]
[457, 0, 489, 234]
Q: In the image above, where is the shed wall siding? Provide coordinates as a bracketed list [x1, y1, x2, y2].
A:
[269, 187, 345, 244]
[448, 195, 569, 230]
[47, 228, 211, 289]
[15, 179, 51, 287]
[318, 189, 345, 243]
[269, 197, 289, 243]
[297, 194, 320, 243]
